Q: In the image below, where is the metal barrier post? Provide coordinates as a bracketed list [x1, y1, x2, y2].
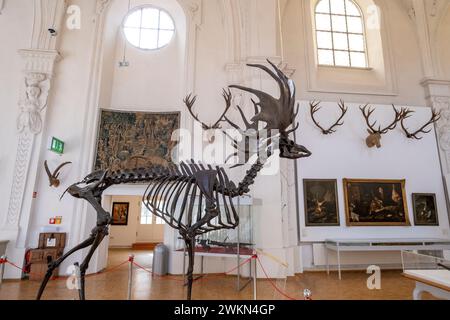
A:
[0, 255, 6, 289]
[253, 256, 257, 301]
[128, 255, 135, 300]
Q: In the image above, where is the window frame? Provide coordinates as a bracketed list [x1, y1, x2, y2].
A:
[140, 202, 166, 225]
[122, 5, 176, 52]
[314, 0, 369, 69]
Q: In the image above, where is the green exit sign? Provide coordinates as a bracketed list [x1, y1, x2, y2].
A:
[49, 137, 65, 154]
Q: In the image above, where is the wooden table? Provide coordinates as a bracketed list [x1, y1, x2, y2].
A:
[403, 270, 450, 300]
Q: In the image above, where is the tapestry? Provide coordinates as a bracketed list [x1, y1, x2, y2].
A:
[94, 110, 180, 171]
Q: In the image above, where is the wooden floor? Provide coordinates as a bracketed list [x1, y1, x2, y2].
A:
[0, 248, 436, 300]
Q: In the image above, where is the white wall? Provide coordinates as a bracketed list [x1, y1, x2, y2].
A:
[296, 101, 449, 242]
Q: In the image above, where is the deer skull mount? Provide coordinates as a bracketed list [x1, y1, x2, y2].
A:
[44, 160, 72, 188]
[310, 100, 348, 135]
[184, 89, 233, 144]
[360, 105, 406, 149]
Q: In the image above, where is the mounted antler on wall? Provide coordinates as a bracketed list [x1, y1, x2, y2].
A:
[401, 108, 441, 140]
[44, 160, 72, 188]
[310, 100, 348, 135]
[360, 105, 406, 148]
[183, 90, 233, 143]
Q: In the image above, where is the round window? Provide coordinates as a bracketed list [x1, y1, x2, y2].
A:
[123, 6, 175, 50]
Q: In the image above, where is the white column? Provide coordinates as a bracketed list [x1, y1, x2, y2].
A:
[422, 79, 450, 226]
[1, 0, 66, 278]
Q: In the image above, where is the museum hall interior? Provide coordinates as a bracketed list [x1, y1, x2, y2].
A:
[1, 0, 450, 305]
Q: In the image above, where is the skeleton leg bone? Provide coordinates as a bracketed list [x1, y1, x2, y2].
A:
[77, 226, 108, 300]
[185, 236, 196, 300]
[36, 231, 98, 300]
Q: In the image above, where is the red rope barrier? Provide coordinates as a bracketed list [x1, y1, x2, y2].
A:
[256, 256, 299, 301]
[3, 255, 310, 300]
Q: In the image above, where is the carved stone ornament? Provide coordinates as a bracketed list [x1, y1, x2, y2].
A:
[17, 73, 50, 135]
[433, 97, 450, 151]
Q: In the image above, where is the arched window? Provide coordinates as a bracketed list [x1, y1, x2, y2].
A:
[123, 6, 175, 50]
[315, 0, 367, 68]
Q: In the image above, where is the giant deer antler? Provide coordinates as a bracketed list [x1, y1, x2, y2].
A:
[401, 108, 441, 140]
[360, 104, 406, 148]
[310, 100, 348, 135]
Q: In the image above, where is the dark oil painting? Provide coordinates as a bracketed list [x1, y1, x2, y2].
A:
[343, 179, 410, 226]
[303, 179, 340, 226]
[94, 110, 180, 171]
[112, 202, 130, 226]
[412, 193, 439, 226]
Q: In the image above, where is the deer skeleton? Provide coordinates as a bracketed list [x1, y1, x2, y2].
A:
[36, 60, 311, 301]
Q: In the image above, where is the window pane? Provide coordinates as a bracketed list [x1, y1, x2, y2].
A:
[159, 11, 175, 30]
[349, 34, 364, 51]
[140, 29, 158, 49]
[346, 0, 361, 16]
[317, 31, 333, 49]
[124, 28, 140, 47]
[141, 8, 159, 29]
[140, 206, 153, 225]
[318, 49, 334, 65]
[350, 52, 367, 67]
[330, 0, 345, 14]
[156, 216, 166, 225]
[316, 0, 330, 13]
[316, 13, 331, 31]
[333, 32, 348, 50]
[335, 51, 350, 66]
[347, 16, 363, 34]
[124, 10, 142, 28]
[158, 30, 174, 47]
[332, 15, 347, 32]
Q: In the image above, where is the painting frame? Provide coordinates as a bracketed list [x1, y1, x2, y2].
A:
[343, 179, 410, 227]
[303, 179, 340, 227]
[412, 193, 439, 226]
[111, 202, 130, 226]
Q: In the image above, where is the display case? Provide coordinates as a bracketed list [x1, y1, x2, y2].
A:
[174, 195, 254, 256]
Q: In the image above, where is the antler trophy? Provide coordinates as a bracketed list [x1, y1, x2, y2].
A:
[44, 160, 72, 188]
[360, 105, 406, 148]
[310, 100, 348, 135]
[401, 108, 441, 140]
[36, 60, 310, 301]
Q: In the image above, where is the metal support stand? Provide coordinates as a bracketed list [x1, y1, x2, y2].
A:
[253, 256, 257, 301]
[0, 255, 6, 289]
[128, 255, 134, 300]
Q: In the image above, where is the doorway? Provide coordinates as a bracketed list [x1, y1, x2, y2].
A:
[107, 195, 165, 248]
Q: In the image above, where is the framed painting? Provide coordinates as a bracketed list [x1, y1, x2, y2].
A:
[412, 193, 439, 226]
[343, 179, 410, 226]
[303, 179, 340, 227]
[112, 202, 130, 226]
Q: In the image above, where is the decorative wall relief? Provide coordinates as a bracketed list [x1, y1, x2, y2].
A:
[94, 110, 180, 172]
[17, 73, 50, 135]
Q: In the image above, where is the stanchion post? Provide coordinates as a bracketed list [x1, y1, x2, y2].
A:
[0, 255, 6, 289]
[128, 254, 135, 300]
[253, 255, 257, 301]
